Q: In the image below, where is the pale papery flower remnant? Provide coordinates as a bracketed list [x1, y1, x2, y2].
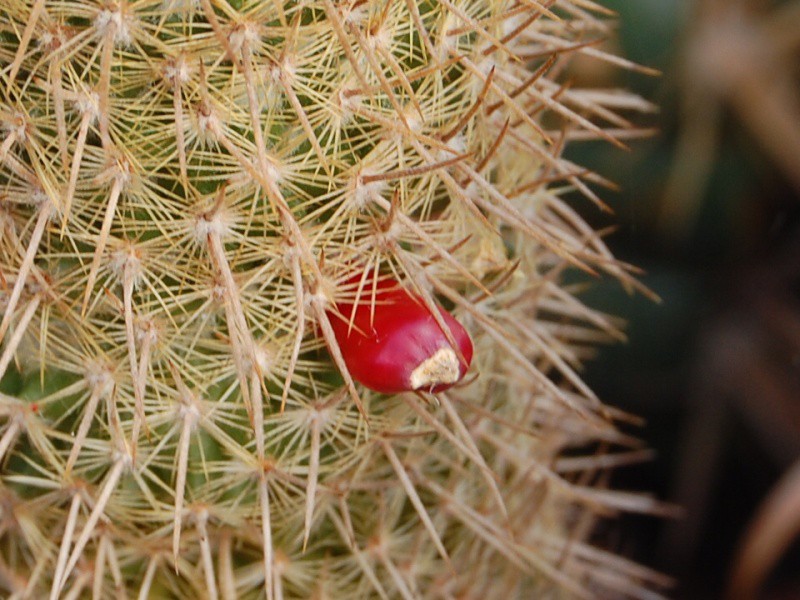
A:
[0, 1, 668, 598]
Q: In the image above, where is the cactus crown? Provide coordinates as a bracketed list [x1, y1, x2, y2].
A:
[0, 0, 665, 598]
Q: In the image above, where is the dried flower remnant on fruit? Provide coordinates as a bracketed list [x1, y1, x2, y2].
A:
[328, 274, 473, 394]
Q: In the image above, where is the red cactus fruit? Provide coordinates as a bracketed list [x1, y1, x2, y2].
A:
[328, 275, 473, 394]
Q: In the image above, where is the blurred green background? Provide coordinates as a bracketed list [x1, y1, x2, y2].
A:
[567, 0, 800, 597]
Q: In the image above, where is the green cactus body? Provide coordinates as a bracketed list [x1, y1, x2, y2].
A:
[0, 1, 665, 598]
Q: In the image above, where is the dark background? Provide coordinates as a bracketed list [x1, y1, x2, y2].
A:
[564, 0, 800, 597]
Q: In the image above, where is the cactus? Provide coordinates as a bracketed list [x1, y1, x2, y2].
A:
[0, 1, 667, 598]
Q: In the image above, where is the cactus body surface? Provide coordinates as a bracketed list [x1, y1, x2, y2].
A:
[0, 0, 666, 598]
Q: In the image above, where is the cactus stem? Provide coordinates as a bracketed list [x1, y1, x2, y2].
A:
[358, 101, 446, 152]
[279, 73, 332, 175]
[379, 438, 453, 573]
[562, 168, 615, 215]
[51, 492, 82, 600]
[374, 0, 395, 34]
[545, 195, 615, 258]
[302, 410, 321, 553]
[521, 59, 631, 149]
[500, 124, 587, 197]
[0, 2, 663, 595]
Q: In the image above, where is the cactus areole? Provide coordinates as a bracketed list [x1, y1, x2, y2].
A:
[328, 276, 473, 394]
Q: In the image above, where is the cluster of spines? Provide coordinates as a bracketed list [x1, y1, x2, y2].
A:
[0, 0, 669, 598]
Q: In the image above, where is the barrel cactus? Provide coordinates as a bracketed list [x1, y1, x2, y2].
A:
[0, 0, 666, 598]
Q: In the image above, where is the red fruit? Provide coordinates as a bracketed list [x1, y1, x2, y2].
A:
[328, 275, 473, 394]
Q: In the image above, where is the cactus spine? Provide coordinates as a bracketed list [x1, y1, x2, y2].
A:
[0, 0, 665, 598]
